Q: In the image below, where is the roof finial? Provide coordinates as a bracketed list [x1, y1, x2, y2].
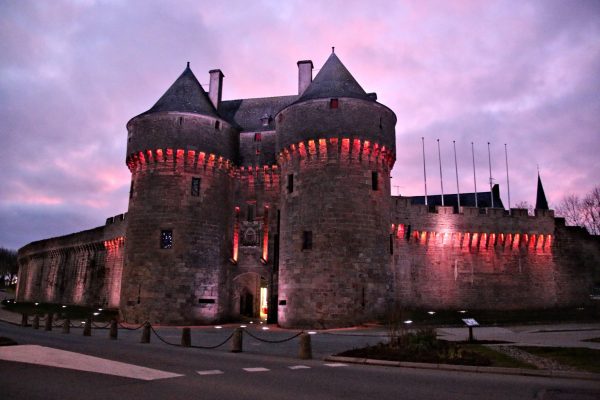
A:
[332, 46, 335, 54]
[187, 61, 190, 68]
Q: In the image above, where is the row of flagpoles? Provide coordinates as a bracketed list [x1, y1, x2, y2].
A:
[420, 138, 511, 211]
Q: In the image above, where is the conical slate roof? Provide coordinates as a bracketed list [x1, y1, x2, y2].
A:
[535, 173, 549, 210]
[296, 52, 373, 103]
[142, 64, 219, 117]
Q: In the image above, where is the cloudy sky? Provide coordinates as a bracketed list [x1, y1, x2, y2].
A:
[1, 0, 599, 250]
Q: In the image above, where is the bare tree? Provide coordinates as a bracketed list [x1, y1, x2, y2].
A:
[582, 187, 600, 235]
[513, 200, 534, 216]
[556, 186, 600, 235]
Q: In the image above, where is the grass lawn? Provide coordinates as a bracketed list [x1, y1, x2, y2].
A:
[517, 346, 600, 373]
[337, 328, 536, 369]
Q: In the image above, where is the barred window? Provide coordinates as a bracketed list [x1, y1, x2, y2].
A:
[191, 177, 200, 197]
[160, 230, 173, 249]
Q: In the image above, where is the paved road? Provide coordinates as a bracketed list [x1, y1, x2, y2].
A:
[1, 321, 599, 400]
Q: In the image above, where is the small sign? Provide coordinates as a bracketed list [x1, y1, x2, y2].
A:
[462, 318, 479, 327]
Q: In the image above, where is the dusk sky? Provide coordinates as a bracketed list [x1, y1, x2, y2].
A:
[1, 0, 599, 250]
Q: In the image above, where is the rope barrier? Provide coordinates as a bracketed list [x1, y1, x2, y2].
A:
[243, 329, 304, 343]
[118, 321, 146, 330]
[320, 331, 387, 337]
[92, 322, 111, 329]
[148, 325, 234, 349]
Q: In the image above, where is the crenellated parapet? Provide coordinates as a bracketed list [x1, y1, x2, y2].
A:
[277, 137, 394, 169]
[392, 223, 553, 254]
[126, 148, 236, 175]
[237, 164, 280, 191]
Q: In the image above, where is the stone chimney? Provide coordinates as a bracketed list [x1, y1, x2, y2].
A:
[208, 69, 224, 109]
[297, 60, 313, 95]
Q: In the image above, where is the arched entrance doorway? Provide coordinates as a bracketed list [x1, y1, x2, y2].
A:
[232, 272, 268, 320]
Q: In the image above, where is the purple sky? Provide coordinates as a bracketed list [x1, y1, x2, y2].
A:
[1, 0, 599, 250]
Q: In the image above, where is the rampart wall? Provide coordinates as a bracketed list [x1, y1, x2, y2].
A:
[16, 214, 127, 308]
[391, 197, 596, 310]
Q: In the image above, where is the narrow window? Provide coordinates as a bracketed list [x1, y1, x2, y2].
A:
[389, 234, 394, 254]
[215, 120, 220, 130]
[129, 181, 134, 199]
[302, 231, 312, 250]
[178, 117, 183, 126]
[372, 171, 379, 191]
[191, 177, 200, 197]
[254, 132, 262, 142]
[287, 174, 294, 193]
[160, 230, 173, 249]
[247, 204, 255, 222]
[330, 98, 339, 109]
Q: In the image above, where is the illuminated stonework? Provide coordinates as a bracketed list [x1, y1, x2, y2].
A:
[15, 53, 598, 328]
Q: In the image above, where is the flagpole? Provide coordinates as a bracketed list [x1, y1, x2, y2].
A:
[437, 139, 444, 206]
[471, 142, 478, 208]
[488, 142, 494, 208]
[453, 140, 461, 209]
[422, 137, 428, 206]
[505, 143, 511, 213]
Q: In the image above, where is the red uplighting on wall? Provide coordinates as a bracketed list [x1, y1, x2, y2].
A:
[262, 206, 269, 262]
[232, 207, 240, 263]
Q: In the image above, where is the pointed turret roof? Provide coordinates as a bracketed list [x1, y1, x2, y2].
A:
[142, 63, 219, 118]
[535, 173, 549, 210]
[295, 52, 373, 103]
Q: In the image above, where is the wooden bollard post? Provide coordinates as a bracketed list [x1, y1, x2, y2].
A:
[21, 313, 28, 327]
[181, 327, 191, 347]
[141, 322, 151, 343]
[44, 313, 53, 331]
[231, 328, 243, 353]
[299, 332, 312, 360]
[33, 315, 40, 329]
[62, 319, 70, 334]
[83, 317, 92, 336]
[109, 320, 118, 340]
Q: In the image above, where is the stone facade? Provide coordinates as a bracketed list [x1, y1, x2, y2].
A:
[16, 53, 598, 328]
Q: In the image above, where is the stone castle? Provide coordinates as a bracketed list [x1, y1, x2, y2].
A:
[16, 52, 599, 328]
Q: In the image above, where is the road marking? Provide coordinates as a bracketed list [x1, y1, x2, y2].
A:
[288, 365, 311, 370]
[324, 363, 348, 367]
[243, 367, 270, 372]
[0, 345, 183, 381]
[197, 370, 224, 375]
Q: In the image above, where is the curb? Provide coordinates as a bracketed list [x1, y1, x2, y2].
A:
[324, 355, 600, 381]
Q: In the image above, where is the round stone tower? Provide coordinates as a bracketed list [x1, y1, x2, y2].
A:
[275, 53, 397, 328]
[120, 64, 238, 324]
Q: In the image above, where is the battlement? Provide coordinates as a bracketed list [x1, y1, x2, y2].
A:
[126, 148, 236, 175]
[392, 197, 556, 248]
[237, 164, 280, 192]
[277, 137, 394, 167]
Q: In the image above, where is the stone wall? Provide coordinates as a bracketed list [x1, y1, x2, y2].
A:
[120, 147, 235, 325]
[277, 136, 394, 328]
[16, 214, 126, 308]
[391, 199, 596, 311]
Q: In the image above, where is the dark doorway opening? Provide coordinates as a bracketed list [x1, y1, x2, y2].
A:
[240, 291, 254, 317]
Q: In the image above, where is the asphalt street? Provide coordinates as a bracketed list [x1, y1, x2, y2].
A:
[1, 321, 599, 400]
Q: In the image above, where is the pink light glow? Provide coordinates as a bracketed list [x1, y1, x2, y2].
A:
[232, 207, 240, 263]
[262, 206, 269, 262]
